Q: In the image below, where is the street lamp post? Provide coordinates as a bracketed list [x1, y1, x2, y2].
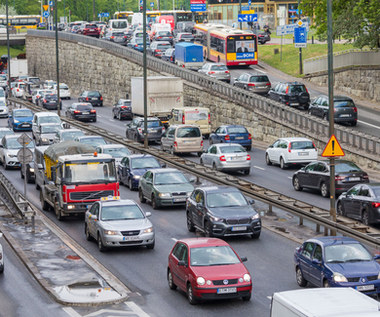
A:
[143, 0, 148, 148]
[6, 0, 11, 96]
[55, 0, 60, 116]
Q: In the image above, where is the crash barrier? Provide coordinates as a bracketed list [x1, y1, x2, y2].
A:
[8, 97, 380, 249]
[27, 30, 380, 167]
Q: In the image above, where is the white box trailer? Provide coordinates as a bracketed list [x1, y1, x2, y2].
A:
[131, 76, 183, 125]
[270, 288, 380, 317]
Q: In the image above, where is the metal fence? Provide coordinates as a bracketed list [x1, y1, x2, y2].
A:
[27, 30, 380, 165]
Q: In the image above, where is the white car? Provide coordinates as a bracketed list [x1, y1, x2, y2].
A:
[265, 137, 318, 169]
[32, 112, 62, 139]
[53, 83, 71, 99]
[0, 134, 35, 169]
[43, 80, 56, 89]
[0, 232, 3, 274]
[0, 87, 6, 104]
[0, 100, 9, 118]
[95, 144, 131, 166]
[12, 82, 26, 98]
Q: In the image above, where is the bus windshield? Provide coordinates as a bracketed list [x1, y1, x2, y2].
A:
[227, 35, 256, 56]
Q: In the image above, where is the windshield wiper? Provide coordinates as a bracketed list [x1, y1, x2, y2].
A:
[327, 260, 345, 263]
[345, 258, 368, 262]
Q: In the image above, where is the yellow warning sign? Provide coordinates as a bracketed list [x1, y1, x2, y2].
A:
[321, 135, 345, 157]
[43, 5, 49, 11]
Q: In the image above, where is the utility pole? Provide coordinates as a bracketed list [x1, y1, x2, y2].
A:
[93, 0, 96, 21]
[55, 0, 61, 116]
[297, 0, 302, 75]
[6, 0, 10, 95]
[143, 0, 148, 148]
[239, 0, 242, 30]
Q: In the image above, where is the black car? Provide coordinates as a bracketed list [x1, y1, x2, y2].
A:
[292, 160, 369, 198]
[268, 82, 310, 110]
[161, 48, 175, 63]
[309, 95, 358, 126]
[40, 93, 62, 110]
[112, 99, 132, 120]
[78, 91, 103, 107]
[186, 186, 261, 239]
[126, 117, 164, 143]
[66, 102, 96, 122]
[20, 161, 35, 184]
[257, 30, 271, 44]
[337, 183, 380, 225]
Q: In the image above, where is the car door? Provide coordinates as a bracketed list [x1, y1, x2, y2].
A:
[202, 145, 214, 166]
[170, 243, 188, 291]
[355, 185, 372, 220]
[298, 241, 315, 283]
[118, 157, 128, 184]
[143, 171, 154, 198]
[306, 162, 327, 189]
[320, 97, 329, 118]
[308, 243, 323, 286]
[163, 127, 175, 151]
[87, 203, 99, 238]
[267, 140, 281, 163]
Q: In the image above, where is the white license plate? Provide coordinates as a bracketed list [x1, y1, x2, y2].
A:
[173, 197, 186, 202]
[298, 152, 309, 156]
[217, 287, 237, 294]
[349, 177, 360, 181]
[235, 137, 244, 140]
[92, 97, 98, 100]
[357, 284, 374, 291]
[123, 236, 140, 241]
[340, 114, 351, 117]
[231, 226, 247, 231]
[82, 112, 89, 114]
[290, 103, 299, 106]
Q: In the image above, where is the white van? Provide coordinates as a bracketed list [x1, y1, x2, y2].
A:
[107, 19, 128, 32]
[169, 107, 211, 138]
[270, 288, 380, 317]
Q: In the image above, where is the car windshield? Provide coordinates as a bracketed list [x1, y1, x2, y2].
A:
[14, 109, 33, 117]
[290, 141, 315, 150]
[0, 130, 14, 139]
[29, 77, 39, 83]
[100, 204, 144, 221]
[147, 121, 161, 128]
[335, 161, 361, 173]
[190, 246, 240, 266]
[7, 138, 34, 149]
[334, 100, 355, 108]
[210, 65, 227, 71]
[158, 31, 171, 36]
[39, 116, 61, 124]
[112, 20, 127, 29]
[64, 161, 116, 184]
[207, 191, 247, 208]
[0, 89, 5, 97]
[227, 126, 247, 134]
[325, 243, 372, 263]
[103, 147, 130, 158]
[250, 75, 269, 83]
[61, 131, 84, 141]
[177, 127, 201, 138]
[45, 94, 57, 100]
[86, 24, 97, 29]
[181, 34, 193, 39]
[288, 85, 307, 93]
[154, 172, 188, 185]
[79, 137, 106, 146]
[219, 145, 246, 154]
[185, 110, 208, 122]
[41, 125, 61, 133]
[88, 91, 100, 97]
[0, 101, 6, 107]
[113, 32, 124, 36]
[131, 157, 160, 169]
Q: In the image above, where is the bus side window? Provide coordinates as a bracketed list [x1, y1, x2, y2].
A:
[227, 40, 235, 53]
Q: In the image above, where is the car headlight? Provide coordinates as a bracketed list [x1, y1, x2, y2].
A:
[243, 273, 251, 282]
[197, 277, 205, 286]
[143, 227, 153, 233]
[133, 175, 141, 179]
[42, 138, 48, 142]
[14, 119, 19, 123]
[251, 213, 260, 220]
[104, 230, 119, 235]
[29, 168, 34, 172]
[333, 272, 347, 283]
[158, 192, 171, 198]
[209, 214, 223, 222]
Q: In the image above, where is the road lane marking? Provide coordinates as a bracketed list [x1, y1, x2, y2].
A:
[288, 177, 292, 179]
[252, 68, 266, 74]
[267, 296, 272, 300]
[62, 307, 81, 317]
[358, 120, 380, 130]
[125, 302, 151, 317]
[171, 238, 178, 242]
[253, 165, 265, 170]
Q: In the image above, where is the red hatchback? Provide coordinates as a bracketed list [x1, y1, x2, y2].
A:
[167, 238, 252, 304]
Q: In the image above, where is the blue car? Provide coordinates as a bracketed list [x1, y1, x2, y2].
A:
[8, 108, 33, 131]
[294, 236, 380, 296]
[118, 154, 163, 190]
[128, 37, 150, 52]
[209, 125, 252, 151]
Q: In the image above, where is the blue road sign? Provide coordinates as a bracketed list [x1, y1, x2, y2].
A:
[248, 0, 251, 5]
[150, 2, 154, 7]
[238, 14, 257, 23]
[140, 0, 143, 4]
[191, 4, 206, 11]
[103, 12, 109, 17]
[241, 6, 249, 11]
[49, 0, 53, 5]
[294, 26, 307, 47]
[43, 11, 50, 18]
[98, 13, 101, 18]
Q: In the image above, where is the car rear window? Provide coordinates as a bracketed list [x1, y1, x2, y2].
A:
[147, 121, 161, 128]
[211, 65, 228, 71]
[77, 105, 92, 111]
[45, 94, 57, 100]
[335, 161, 362, 173]
[290, 141, 315, 150]
[219, 145, 246, 154]
[185, 110, 208, 121]
[334, 100, 355, 108]
[157, 43, 170, 49]
[250, 75, 269, 82]
[111, 21, 127, 29]
[227, 126, 247, 134]
[177, 127, 201, 138]
[181, 34, 193, 39]
[88, 91, 100, 97]
[86, 24, 97, 28]
[288, 85, 307, 94]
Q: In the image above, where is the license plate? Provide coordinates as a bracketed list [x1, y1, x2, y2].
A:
[349, 177, 360, 181]
[217, 287, 237, 294]
[290, 103, 299, 106]
[357, 284, 374, 291]
[298, 152, 309, 156]
[340, 114, 351, 117]
[235, 137, 244, 140]
[123, 236, 140, 241]
[173, 198, 186, 202]
[92, 98, 98, 100]
[231, 226, 247, 231]
[82, 112, 89, 114]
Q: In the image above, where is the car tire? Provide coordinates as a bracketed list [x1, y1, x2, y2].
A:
[320, 182, 329, 198]
[243, 169, 250, 175]
[36, 182, 40, 190]
[296, 267, 307, 287]
[323, 279, 330, 288]
[200, 158, 204, 165]
[197, 152, 202, 157]
[113, 111, 116, 119]
[170, 147, 175, 155]
[251, 231, 260, 239]
[204, 221, 213, 237]
[128, 178, 134, 191]
[139, 189, 146, 203]
[246, 146, 251, 151]
[242, 293, 251, 301]
[280, 157, 287, 169]
[337, 202, 345, 216]
[54, 200, 63, 221]
[362, 209, 369, 226]
[85, 224, 93, 241]
[97, 233, 106, 252]
[187, 212, 195, 232]
[212, 162, 217, 170]
[151, 194, 159, 210]
[40, 190, 49, 211]
[293, 176, 303, 191]
[93, 118, 97, 122]
[187, 283, 198, 305]
[146, 240, 155, 249]
[265, 153, 272, 166]
[351, 121, 357, 126]
[167, 269, 177, 290]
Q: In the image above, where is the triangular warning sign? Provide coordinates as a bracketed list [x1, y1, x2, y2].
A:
[43, 5, 49, 11]
[321, 134, 345, 157]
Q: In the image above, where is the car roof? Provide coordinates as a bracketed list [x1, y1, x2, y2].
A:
[283, 82, 305, 85]
[197, 185, 240, 194]
[245, 73, 267, 77]
[307, 236, 361, 246]
[150, 168, 178, 173]
[34, 112, 59, 117]
[135, 116, 160, 121]
[99, 198, 138, 207]
[169, 124, 200, 129]
[61, 128, 82, 133]
[78, 135, 104, 139]
[278, 137, 312, 142]
[179, 238, 229, 248]
[213, 143, 244, 148]
[127, 154, 154, 159]
[72, 102, 92, 106]
[316, 159, 357, 165]
[223, 124, 247, 129]
[97, 144, 125, 149]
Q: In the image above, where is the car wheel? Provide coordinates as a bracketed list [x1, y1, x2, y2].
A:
[362, 209, 369, 225]
[85, 224, 92, 241]
[146, 240, 155, 249]
[139, 189, 146, 203]
[351, 121, 357, 126]
[200, 158, 204, 165]
[251, 231, 260, 239]
[246, 146, 251, 151]
[265, 153, 272, 166]
[204, 221, 213, 237]
[36, 182, 40, 190]
[197, 152, 202, 157]
[187, 212, 195, 232]
[187, 283, 197, 305]
[243, 169, 250, 175]
[337, 202, 345, 216]
[212, 162, 217, 170]
[242, 293, 251, 301]
[128, 178, 134, 191]
[54, 200, 63, 221]
[167, 269, 177, 290]
[296, 267, 307, 287]
[280, 157, 287, 169]
[293, 176, 303, 191]
[113, 111, 116, 119]
[323, 114, 328, 121]
[323, 279, 330, 288]
[170, 147, 175, 155]
[151, 194, 159, 210]
[40, 190, 49, 211]
[93, 117, 97, 122]
[97, 233, 106, 252]
[320, 182, 329, 198]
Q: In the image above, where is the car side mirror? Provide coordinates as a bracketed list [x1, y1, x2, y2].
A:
[268, 145, 273, 148]
[161, 162, 166, 168]
[37, 163, 43, 170]
[145, 211, 152, 217]
[240, 256, 247, 262]
[89, 214, 98, 221]
[234, 78, 238, 81]
[178, 260, 187, 267]
[373, 254, 380, 261]
[189, 176, 197, 184]
[249, 199, 255, 205]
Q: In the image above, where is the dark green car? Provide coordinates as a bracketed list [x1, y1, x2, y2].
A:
[138, 168, 194, 209]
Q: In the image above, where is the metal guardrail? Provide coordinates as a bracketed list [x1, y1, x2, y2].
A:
[8, 97, 380, 249]
[26, 30, 380, 167]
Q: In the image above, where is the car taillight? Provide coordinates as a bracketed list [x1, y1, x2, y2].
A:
[335, 176, 345, 181]
[162, 127, 165, 133]
[246, 154, 251, 161]
[121, 106, 127, 109]
[124, 36, 127, 39]
[157, 36, 162, 39]
[182, 114, 185, 124]
[219, 155, 226, 162]
[372, 202, 380, 208]
[266, 83, 271, 86]
[43, 99, 47, 103]
[248, 133, 252, 140]
[353, 107, 357, 113]
[170, 56, 173, 61]
[224, 135, 230, 141]
[174, 141, 178, 148]
[138, 128, 143, 133]
[285, 86, 289, 94]
[363, 175, 369, 179]
[208, 113, 211, 125]
[208, 71, 215, 74]
[312, 141, 317, 150]
[155, 49, 161, 52]
[100, 96, 103, 101]
[73, 110, 80, 114]
[288, 143, 292, 153]
[200, 140, 203, 147]
[90, 110, 96, 113]
[135, 44, 139, 47]
[225, 70, 230, 74]
[248, 83, 255, 87]
[110, 36, 114, 39]
[85, 97, 89, 101]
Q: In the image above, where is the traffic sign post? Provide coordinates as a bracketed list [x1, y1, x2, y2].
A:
[294, 20, 307, 75]
[150, 2, 154, 8]
[321, 135, 345, 157]
[237, 14, 257, 23]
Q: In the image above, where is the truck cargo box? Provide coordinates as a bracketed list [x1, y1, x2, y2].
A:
[175, 42, 203, 69]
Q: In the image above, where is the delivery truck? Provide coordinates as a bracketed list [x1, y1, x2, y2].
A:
[131, 76, 183, 126]
[175, 42, 204, 70]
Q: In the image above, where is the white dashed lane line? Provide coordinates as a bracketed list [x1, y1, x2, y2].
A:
[253, 166, 266, 170]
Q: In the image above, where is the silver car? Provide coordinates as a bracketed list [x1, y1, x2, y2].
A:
[85, 197, 155, 252]
[233, 73, 271, 95]
[34, 123, 62, 146]
[198, 63, 231, 83]
[200, 143, 251, 175]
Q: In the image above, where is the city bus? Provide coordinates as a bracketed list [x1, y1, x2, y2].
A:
[0, 15, 42, 29]
[194, 23, 258, 66]
[149, 10, 208, 25]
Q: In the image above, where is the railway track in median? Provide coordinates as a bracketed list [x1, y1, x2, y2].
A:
[8, 98, 380, 249]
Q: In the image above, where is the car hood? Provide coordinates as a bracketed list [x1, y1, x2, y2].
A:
[191, 263, 248, 279]
[100, 218, 152, 231]
[40, 133, 57, 138]
[14, 116, 33, 123]
[5, 148, 34, 155]
[155, 183, 194, 193]
[326, 260, 380, 277]
[208, 205, 256, 218]
[131, 168, 151, 176]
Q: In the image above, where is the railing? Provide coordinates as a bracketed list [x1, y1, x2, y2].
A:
[27, 30, 380, 166]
